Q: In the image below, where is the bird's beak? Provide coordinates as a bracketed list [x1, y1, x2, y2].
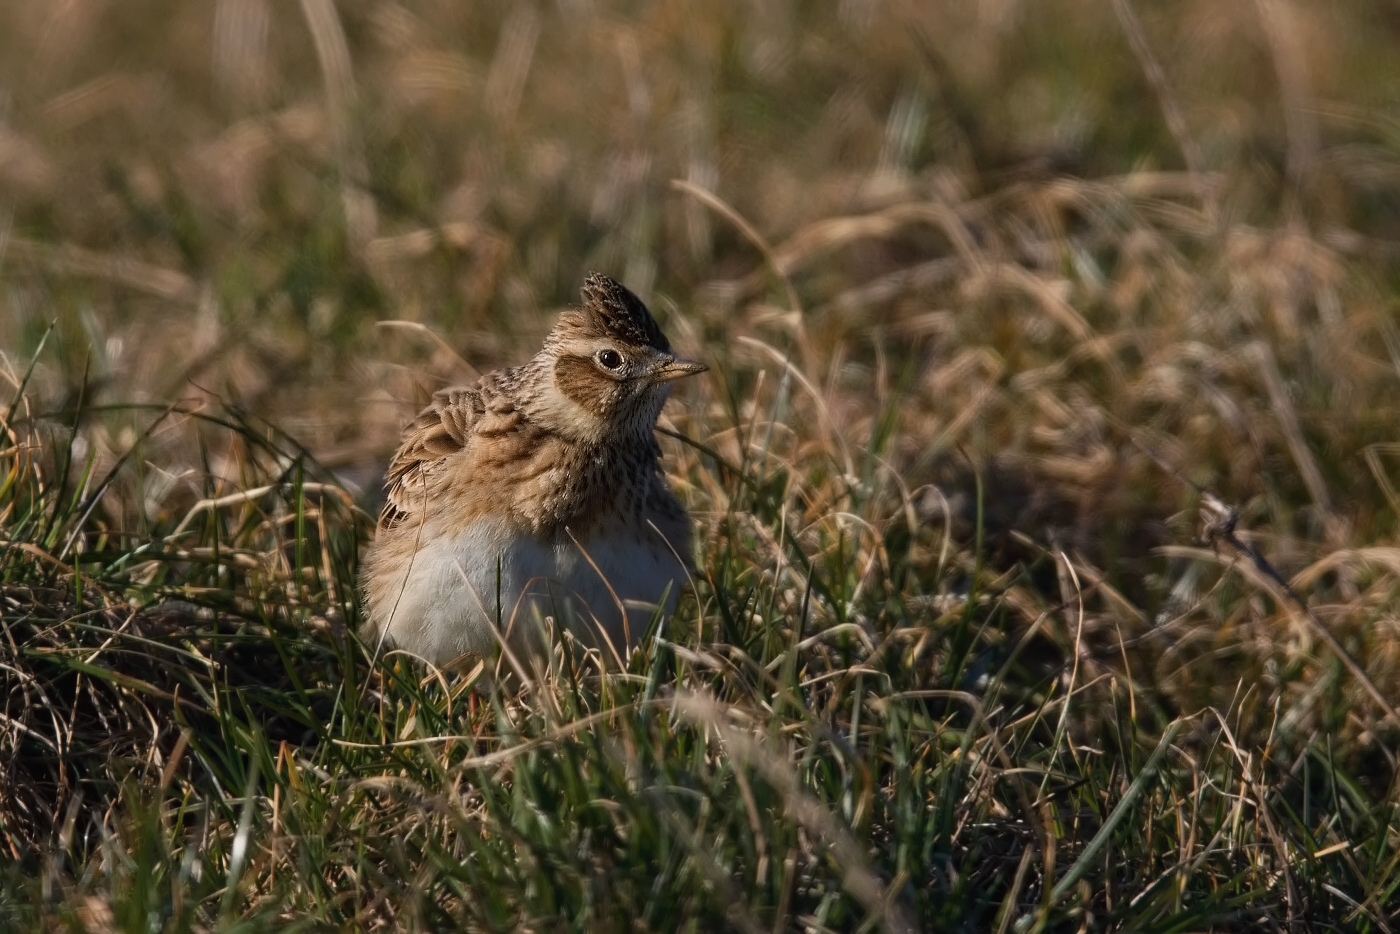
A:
[651, 356, 708, 383]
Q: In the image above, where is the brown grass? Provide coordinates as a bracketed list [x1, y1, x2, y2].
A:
[3, 0, 1400, 928]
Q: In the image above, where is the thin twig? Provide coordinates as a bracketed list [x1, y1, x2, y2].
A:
[1135, 436, 1400, 733]
[1196, 491, 1400, 730]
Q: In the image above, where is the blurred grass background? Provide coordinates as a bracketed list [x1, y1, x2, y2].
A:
[3, 0, 1397, 464]
[4, 0, 1400, 930]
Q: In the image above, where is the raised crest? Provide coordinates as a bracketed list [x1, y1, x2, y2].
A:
[579, 273, 671, 353]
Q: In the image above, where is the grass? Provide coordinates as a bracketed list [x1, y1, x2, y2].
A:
[3, 0, 1400, 930]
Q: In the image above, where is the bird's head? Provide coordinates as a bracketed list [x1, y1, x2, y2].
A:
[528, 274, 706, 441]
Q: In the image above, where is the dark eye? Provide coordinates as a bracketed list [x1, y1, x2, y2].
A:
[596, 349, 623, 370]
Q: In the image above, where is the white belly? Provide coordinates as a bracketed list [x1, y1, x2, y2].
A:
[378, 516, 685, 666]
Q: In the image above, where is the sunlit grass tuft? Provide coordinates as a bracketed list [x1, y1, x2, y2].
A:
[5, 311, 1400, 928]
[3, 0, 1400, 930]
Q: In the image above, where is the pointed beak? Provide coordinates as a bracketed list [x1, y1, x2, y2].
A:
[650, 355, 708, 383]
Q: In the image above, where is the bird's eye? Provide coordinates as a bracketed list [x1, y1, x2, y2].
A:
[596, 349, 623, 370]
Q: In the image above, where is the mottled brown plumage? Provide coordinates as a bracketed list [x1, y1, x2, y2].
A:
[360, 274, 706, 667]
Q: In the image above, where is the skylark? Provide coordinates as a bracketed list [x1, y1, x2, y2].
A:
[360, 273, 707, 667]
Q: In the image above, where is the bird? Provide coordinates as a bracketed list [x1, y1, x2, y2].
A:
[359, 273, 707, 669]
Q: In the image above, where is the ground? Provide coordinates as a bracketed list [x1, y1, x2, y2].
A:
[2, 1, 1400, 930]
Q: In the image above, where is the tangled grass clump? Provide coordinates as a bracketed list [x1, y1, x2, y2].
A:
[3, 0, 1400, 929]
[5, 221, 1400, 927]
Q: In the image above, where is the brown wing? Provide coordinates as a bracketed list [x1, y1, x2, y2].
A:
[380, 377, 498, 529]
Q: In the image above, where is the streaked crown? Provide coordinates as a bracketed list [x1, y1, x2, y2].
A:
[576, 273, 671, 352]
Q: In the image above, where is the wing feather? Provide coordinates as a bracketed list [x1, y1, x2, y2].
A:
[379, 378, 503, 529]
